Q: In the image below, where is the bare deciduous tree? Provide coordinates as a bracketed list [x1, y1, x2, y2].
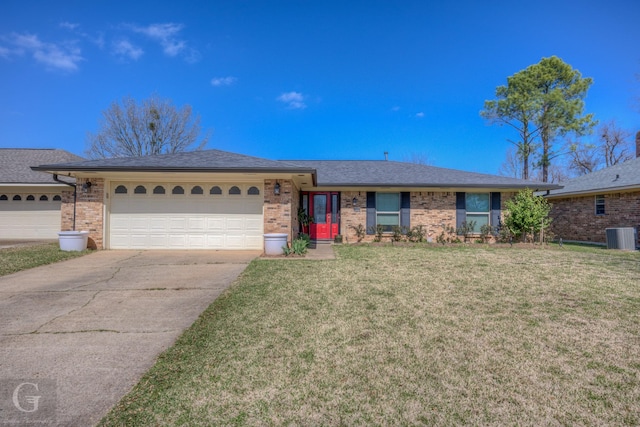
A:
[402, 152, 431, 165]
[600, 120, 632, 167]
[497, 146, 523, 179]
[86, 94, 210, 159]
[566, 120, 632, 176]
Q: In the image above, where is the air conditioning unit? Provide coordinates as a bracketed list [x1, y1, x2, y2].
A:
[605, 227, 637, 250]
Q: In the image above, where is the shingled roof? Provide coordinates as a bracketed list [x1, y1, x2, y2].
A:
[31, 148, 559, 190]
[1, 148, 84, 184]
[32, 149, 315, 174]
[288, 160, 559, 190]
[546, 156, 640, 197]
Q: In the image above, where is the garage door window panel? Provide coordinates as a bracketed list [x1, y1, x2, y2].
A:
[210, 186, 222, 195]
[0, 195, 7, 201]
[191, 186, 204, 195]
[115, 185, 128, 194]
[40, 195, 48, 201]
[248, 186, 260, 195]
[153, 186, 165, 195]
[229, 186, 241, 195]
[172, 186, 185, 195]
[134, 185, 147, 194]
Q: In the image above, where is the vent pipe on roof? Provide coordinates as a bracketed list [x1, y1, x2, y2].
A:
[635, 131, 640, 158]
[384, 151, 388, 161]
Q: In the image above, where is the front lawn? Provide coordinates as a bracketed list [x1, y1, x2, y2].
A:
[0, 242, 89, 277]
[100, 245, 640, 426]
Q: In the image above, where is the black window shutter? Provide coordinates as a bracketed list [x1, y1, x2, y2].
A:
[491, 192, 501, 231]
[366, 192, 376, 234]
[456, 192, 466, 232]
[400, 192, 410, 229]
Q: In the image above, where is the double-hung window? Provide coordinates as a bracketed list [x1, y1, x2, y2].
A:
[465, 193, 490, 233]
[595, 195, 605, 215]
[376, 193, 400, 232]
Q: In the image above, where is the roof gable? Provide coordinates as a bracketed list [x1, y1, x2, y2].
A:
[0, 148, 84, 184]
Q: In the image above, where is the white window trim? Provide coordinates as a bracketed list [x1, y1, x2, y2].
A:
[376, 192, 400, 232]
[466, 193, 491, 233]
[595, 194, 605, 215]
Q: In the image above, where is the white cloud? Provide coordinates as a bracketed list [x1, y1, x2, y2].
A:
[277, 91, 306, 109]
[130, 23, 197, 60]
[415, 112, 425, 118]
[391, 106, 400, 112]
[59, 22, 79, 31]
[112, 39, 143, 60]
[0, 45, 10, 58]
[211, 76, 237, 87]
[3, 32, 83, 71]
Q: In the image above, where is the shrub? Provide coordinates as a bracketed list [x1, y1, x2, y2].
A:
[456, 220, 476, 243]
[407, 225, 426, 243]
[391, 226, 406, 242]
[504, 188, 552, 243]
[283, 237, 309, 256]
[350, 224, 366, 242]
[368, 225, 385, 242]
[479, 224, 494, 243]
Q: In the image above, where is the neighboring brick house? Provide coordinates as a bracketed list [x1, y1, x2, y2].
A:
[0, 149, 83, 239]
[33, 149, 558, 250]
[546, 143, 640, 246]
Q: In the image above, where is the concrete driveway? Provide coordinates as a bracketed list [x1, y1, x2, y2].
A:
[0, 250, 259, 426]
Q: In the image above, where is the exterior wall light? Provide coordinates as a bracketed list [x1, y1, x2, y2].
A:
[352, 197, 357, 206]
[82, 181, 92, 193]
[274, 181, 281, 195]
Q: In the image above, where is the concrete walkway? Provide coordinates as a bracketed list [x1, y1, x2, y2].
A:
[0, 250, 259, 426]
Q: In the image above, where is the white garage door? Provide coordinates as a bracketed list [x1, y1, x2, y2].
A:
[0, 194, 62, 239]
[109, 182, 264, 249]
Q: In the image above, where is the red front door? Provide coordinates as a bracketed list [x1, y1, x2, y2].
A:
[309, 192, 339, 240]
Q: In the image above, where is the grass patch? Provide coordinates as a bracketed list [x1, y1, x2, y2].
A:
[100, 245, 640, 426]
[0, 243, 89, 277]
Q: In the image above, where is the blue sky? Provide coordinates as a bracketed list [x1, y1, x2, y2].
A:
[1, 0, 639, 174]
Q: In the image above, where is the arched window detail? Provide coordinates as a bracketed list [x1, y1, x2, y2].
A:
[209, 186, 222, 195]
[248, 186, 260, 195]
[134, 185, 147, 194]
[53, 195, 62, 201]
[0, 195, 8, 201]
[114, 185, 127, 194]
[40, 195, 49, 201]
[153, 186, 166, 195]
[13, 195, 21, 201]
[172, 186, 185, 195]
[26, 195, 35, 201]
[191, 185, 204, 195]
[229, 186, 241, 195]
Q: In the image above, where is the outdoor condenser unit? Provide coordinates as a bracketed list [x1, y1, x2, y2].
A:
[605, 227, 637, 250]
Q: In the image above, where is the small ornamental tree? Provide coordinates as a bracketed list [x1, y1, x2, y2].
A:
[504, 188, 552, 243]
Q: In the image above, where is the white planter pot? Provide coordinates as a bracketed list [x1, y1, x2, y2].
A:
[264, 233, 288, 255]
[58, 231, 89, 252]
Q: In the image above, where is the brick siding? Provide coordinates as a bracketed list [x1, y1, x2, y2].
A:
[263, 179, 295, 244]
[61, 178, 104, 249]
[338, 191, 512, 243]
[549, 191, 640, 244]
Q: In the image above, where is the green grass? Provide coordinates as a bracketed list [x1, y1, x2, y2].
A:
[0, 242, 89, 276]
[100, 244, 640, 426]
